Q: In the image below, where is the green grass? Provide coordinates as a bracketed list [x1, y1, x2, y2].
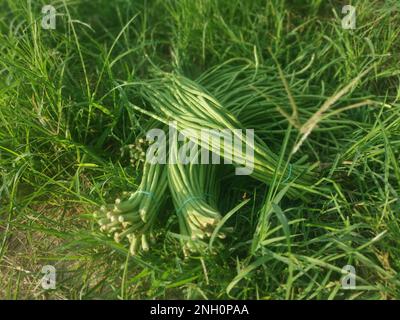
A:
[1, 0, 400, 299]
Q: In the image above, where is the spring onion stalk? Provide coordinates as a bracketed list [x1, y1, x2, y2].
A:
[94, 63, 319, 255]
[95, 159, 168, 255]
[168, 133, 223, 253]
[137, 72, 315, 198]
[197, 61, 283, 127]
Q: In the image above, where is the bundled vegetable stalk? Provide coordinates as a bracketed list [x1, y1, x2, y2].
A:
[197, 61, 284, 129]
[95, 153, 168, 255]
[168, 133, 223, 253]
[94, 64, 319, 255]
[136, 72, 316, 198]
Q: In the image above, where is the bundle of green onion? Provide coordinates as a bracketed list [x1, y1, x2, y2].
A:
[94, 160, 168, 255]
[136, 71, 315, 198]
[95, 63, 318, 255]
[168, 133, 223, 253]
[197, 61, 283, 129]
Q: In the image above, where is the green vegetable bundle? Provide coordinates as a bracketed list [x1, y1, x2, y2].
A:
[136, 71, 315, 198]
[96, 129, 224, 254]
[95, 161, 168, 255]
[197, 60, 283, 129]
[95, 64, 319, 255]
[168, 133, 222, 253]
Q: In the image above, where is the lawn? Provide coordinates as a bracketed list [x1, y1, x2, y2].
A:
[0, 0, 400, 299]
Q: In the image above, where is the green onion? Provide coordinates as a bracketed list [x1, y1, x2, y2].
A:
[95, 160, 168, 255]
[168, 133, 222, 254]
[136, 71, 316, 199]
